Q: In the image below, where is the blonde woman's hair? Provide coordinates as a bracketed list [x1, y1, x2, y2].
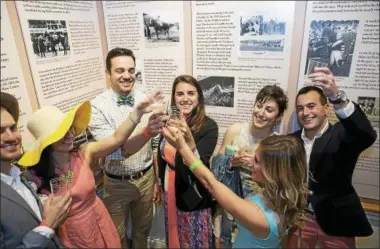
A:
[258, 135, 308, 230]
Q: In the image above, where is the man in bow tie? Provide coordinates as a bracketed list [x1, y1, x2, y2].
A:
[0, 92, 72, 248]
[88, 48, 168, 249]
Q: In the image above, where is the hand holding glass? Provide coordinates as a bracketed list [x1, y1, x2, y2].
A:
[150, 94, 166, 113]
[50, 178, 67, 197]
[166, 105, 181, 132]
[168, 105, 181, 120]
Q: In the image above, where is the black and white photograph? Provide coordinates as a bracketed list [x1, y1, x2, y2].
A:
[240, 13, 286, 36]
[143, 11, 180, 45]
[134, 59, 143, 86]
[358, 97, 379, 117]
[135, 71, 142, 85]
[304, 20, 359, 77]
[240, 39, 284, 52]
[198, 76, 234, 108]
[358, 96, 379, 129]
[28, 20, 70, 59]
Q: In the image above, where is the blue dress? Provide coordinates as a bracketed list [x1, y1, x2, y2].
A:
[233, 194, 282, 248]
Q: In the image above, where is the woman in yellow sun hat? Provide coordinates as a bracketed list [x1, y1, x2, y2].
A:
[18, 91, 166, 248]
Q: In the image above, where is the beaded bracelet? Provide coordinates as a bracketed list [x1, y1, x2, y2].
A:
[189, 159, 202, 172]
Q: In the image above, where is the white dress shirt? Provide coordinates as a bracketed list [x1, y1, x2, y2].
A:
[1, 166, 54, 238]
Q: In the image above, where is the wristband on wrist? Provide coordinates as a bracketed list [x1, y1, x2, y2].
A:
[143, 127, 152, 139]
[189, 159, 202, 172]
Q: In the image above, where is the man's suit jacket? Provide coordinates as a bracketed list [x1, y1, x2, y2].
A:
[1, 176, 63, 248]
[291, 103, 377, 237]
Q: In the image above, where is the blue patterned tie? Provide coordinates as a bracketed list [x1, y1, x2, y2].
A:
[117, 94, 135, 107]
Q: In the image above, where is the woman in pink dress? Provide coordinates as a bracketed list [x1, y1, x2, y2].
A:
[19, 93, 164, 248]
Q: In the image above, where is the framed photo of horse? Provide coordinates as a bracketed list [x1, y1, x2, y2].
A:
[143, 11, 180, 46]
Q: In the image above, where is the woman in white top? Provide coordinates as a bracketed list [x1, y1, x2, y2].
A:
[212, 85, 288, 247]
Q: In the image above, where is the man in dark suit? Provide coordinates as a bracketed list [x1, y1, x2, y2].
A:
[288, 67, 377, 248]
[0, 92, 72, 248]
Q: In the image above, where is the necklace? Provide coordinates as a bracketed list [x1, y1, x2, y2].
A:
[54, 154, 74, 183]
[59, 168, 74, 183]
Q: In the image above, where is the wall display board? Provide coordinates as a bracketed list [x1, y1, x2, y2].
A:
[192, 1, 297, 143]
[102, 1, 186, 97]
[1, 1, 34, 145]
[16, 1, 107, 112]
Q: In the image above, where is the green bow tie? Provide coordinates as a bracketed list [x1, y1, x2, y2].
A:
[117, 95, 135, 107]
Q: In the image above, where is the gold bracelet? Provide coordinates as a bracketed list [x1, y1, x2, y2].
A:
[129, 114, 140, 125]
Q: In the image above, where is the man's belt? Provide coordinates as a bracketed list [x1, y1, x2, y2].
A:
[104, 165, 152, 181]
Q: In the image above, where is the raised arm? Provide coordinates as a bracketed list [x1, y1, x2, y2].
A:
[83, 109, 142, 163]
[162, 126, 270, 236]
[215, 123, 252, 168]
[192, 119, 218, 168]
[121, 112, 168, 158]
[217, 124, 240, 155]
[337, 102, 377, 151]
[83, 93, 163, 163]
[310, 67, 377, 151]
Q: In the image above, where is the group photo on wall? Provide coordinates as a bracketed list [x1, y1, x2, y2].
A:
[28, 20, 70, 59]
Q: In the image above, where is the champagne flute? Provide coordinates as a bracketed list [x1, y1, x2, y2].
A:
[166, 105, 181, 132]
[50, 177, 67, 197]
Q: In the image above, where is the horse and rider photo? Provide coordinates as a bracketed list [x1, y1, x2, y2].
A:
[143, 12, 180, 44]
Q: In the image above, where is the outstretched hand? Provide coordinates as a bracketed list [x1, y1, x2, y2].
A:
[42, 192, 72, 229]
[308, 67, 338, 99]
[146, 111, 169, 137]
[135, 91, 165, 115]
[177, 111, 196, 150]
[231, 154, 253, 168]
[162, 125, 188, 151]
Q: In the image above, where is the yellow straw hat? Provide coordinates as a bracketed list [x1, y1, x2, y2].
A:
[18, 101, 91, 167]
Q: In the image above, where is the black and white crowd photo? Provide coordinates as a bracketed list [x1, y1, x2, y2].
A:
[28, 20, 70, 59]
[240, 13, 286, 36]
[199, 76, 235, 107]
[358, 96, 379, 117]
[304, 20, 359, 77]
[239, 12, 287, 55]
